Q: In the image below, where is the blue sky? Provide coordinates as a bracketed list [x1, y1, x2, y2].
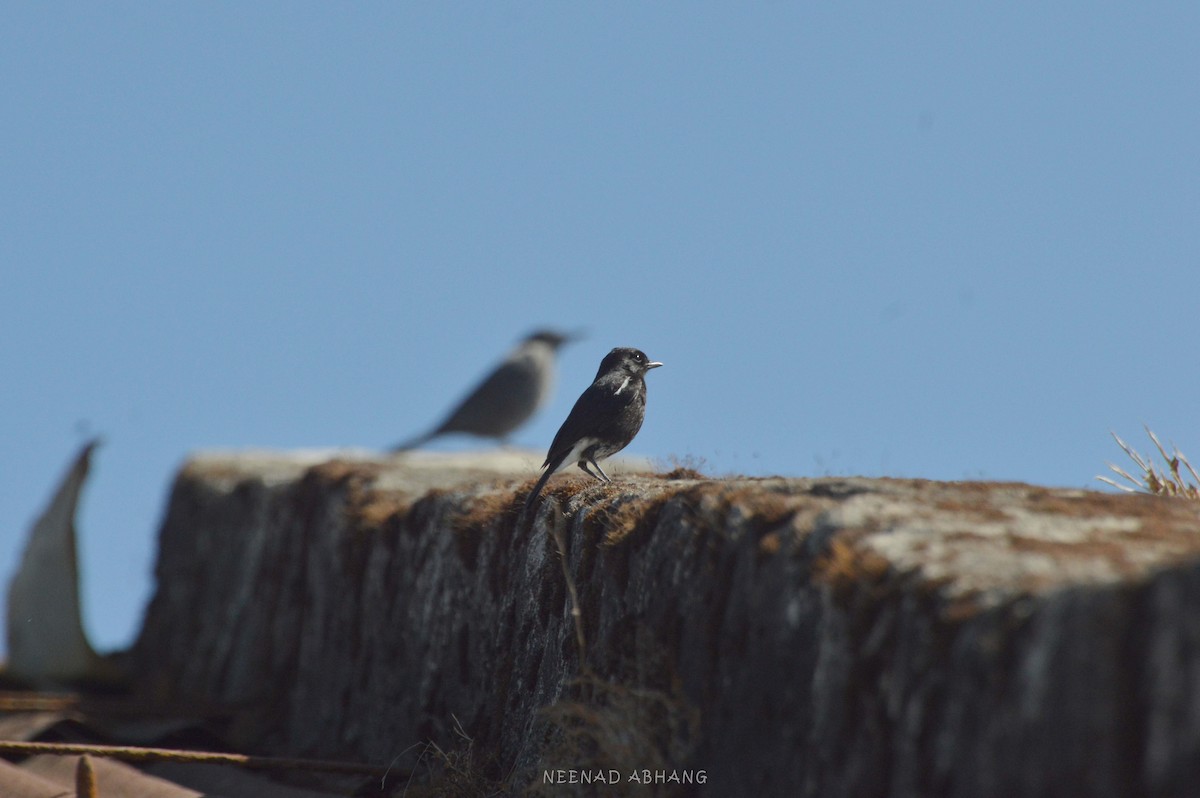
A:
[2, 4, 1198, 655]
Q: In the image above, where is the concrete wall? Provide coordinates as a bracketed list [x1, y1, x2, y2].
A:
[132, 452, 1200, 796]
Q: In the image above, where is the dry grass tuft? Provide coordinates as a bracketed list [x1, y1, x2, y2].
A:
[389, 715, 501, 797]
[660, 467, 706, 481]
[526, 675, 699, 797]
[1098, 427, 1200, 500]
[656, 453, 709, 478]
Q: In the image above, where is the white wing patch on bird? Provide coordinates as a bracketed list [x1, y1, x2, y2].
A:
[615, 376, 630, 395]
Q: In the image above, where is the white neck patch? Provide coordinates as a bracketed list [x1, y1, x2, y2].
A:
[615, 376, 631, 395]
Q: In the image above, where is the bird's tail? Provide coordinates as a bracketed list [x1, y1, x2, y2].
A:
[389, 429, 437, 453]
[523, 452, 566, 515]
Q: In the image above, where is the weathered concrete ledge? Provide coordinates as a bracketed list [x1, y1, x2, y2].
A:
[131, 451, 1200, 796]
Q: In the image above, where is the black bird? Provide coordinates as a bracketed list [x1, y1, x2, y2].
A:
[391, 330, 577, 452]
[524, 347, 663, 513]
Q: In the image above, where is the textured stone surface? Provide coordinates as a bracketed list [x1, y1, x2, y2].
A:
[131, 451, 1200, 796]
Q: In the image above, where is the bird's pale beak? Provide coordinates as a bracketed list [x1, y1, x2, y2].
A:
[647, 361, 664, 369]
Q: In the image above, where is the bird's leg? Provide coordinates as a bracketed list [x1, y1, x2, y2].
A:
[588, 458, 613, 483]
[578, 461, 611, 483]
[578, 461, 604, 482]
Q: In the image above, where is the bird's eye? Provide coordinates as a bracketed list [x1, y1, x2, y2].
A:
[633, 352, 643, 361]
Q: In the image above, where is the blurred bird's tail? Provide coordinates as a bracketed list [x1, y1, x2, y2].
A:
[389, 430, 437, 453]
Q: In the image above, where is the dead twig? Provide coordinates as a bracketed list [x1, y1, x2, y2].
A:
[0, 740, 391, 778]
[546, 510, 589, 670]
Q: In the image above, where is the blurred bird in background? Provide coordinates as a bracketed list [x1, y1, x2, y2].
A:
[391, 330, 579, 452]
